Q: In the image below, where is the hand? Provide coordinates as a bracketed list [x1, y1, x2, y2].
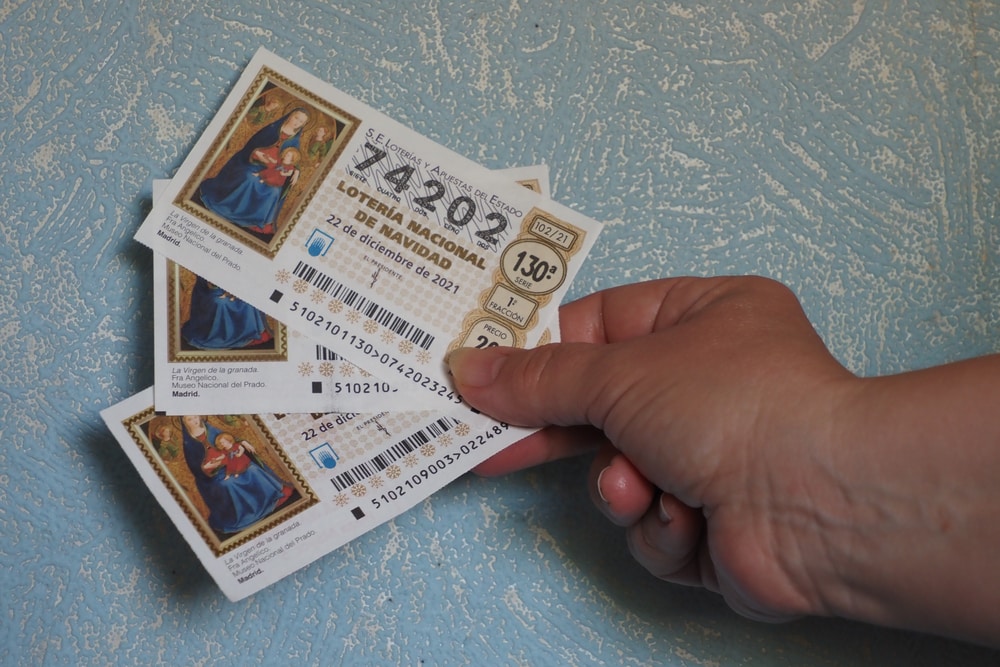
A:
[202, 456, 223, 471]
[449, 277, 859, 622]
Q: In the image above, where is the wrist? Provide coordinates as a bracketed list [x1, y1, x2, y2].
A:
[752, 375, 869, 621]
[803, 360, 1000, 644]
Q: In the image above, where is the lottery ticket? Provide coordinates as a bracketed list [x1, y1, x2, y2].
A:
[151, 165, 551, 415]
[135, 49, 600, 409]
[102, 387, 536, 600]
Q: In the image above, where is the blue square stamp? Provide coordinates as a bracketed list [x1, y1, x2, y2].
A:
[306, 229, 334, 256]
[309, 442, 339, 469]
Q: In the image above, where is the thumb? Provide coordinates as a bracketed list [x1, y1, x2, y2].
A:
[448, 343, 620, 429]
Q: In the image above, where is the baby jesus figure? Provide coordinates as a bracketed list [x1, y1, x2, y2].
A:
[255, 146, 301, 188]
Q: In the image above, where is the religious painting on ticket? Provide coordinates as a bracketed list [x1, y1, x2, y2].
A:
[126, 409, 317, 555]
[167, 261, 287, 363]
[178, 71, 360, 257]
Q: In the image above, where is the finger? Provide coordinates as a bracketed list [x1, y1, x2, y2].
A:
[625, 494, 717, 591]
[448, 343, 624, 428]
[448, 276, 744, 429]
[589, 448, 656, 526]
[471, 425, 605, 476]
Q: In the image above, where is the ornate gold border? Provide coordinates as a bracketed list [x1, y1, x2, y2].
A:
[175, 66, 361, 258]
[166, 261, 288, 362]
[122, 408, 318, 557]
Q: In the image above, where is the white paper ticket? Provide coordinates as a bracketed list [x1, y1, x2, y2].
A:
[151, 166, 552, 415]
[102, 387, 536, 600]
[135, 49, 599, 409]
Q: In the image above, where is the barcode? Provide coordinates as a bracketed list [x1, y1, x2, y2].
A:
[315, 345, 340, 361]
[293, 261, 435, 350]
[330, 417, 459, 491]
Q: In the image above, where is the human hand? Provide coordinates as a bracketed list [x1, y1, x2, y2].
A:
[252, 149, 276, 164]
[449, 277, 859, 622]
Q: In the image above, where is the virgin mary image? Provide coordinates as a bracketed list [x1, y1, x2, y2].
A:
[180, 415, 295, 535]
[197, 107, 311, 240]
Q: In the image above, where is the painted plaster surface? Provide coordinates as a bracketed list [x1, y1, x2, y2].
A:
[1, 1, 998, 664]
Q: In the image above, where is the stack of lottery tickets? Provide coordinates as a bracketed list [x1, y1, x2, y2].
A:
[102, 49, 602, 600]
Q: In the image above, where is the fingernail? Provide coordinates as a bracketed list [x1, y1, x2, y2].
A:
[658, 494, 673, 524]
[596, 466, 611, 504]
[448, 347, 508, 388]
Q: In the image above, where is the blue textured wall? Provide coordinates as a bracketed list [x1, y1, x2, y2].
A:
[1, 2, 997, 664]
